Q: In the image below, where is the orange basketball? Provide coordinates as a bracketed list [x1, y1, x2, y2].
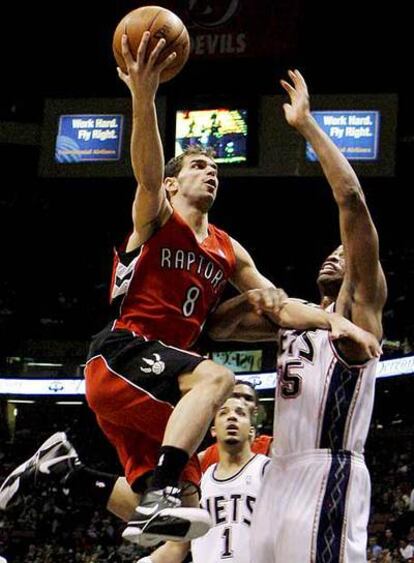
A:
[112, 6, 190, 83]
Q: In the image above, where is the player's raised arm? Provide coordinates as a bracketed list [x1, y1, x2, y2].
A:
[118, 31, 175, 191]
[281, 69, 387, 339]
[117, 32, 176, 251]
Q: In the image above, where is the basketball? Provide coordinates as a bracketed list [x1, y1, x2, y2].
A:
[112, 6, 191, 83]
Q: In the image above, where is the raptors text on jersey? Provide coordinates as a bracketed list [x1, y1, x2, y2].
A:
[110, 211, 236, 349]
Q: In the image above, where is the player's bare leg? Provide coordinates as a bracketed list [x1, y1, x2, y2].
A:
[107, 477, 140, 521]
[164, 360, 234, 451]
[122, 361, 233, 546]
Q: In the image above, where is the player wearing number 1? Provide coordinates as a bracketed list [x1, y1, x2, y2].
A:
[136, 397, 269, 563]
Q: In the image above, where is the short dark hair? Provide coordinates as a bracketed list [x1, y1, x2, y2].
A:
[234, 379, 259, 406]
[164, 145, 216, 179]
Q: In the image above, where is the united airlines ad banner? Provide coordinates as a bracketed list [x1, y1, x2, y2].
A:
[306, 111, 380, 161]
[55, 114, 124, 163]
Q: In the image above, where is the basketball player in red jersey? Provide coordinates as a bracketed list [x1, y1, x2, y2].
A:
[199, 380, 272, 472]
[0, 37, 380, 548]
[82, 34, 383, 547]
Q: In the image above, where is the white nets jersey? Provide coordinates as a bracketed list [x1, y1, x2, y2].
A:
[191, 454, 270, 563]
[251, 310, 380, 563]
[274, 323, 379, 455]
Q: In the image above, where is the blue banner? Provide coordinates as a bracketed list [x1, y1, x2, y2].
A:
[55, 114, 124, 163]
[306, 110, 380, 161]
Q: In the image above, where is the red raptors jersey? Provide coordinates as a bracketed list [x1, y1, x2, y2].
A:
[110, 210, 236, 349]
[200, 434, 273, 472]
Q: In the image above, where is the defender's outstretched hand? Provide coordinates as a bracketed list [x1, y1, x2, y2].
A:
[117, 31, 177, 98]
[329, 313, 382, 359]
[280, 69, 312, 130]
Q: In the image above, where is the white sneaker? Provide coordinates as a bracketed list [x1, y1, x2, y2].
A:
[122, 486, 212, 547]
[0, 432, 78, 511]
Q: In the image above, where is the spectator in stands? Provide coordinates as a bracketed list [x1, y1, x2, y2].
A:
[383, 528, 398, 552]
[368, 535, 383, 559]
[399, 538, 414, 560]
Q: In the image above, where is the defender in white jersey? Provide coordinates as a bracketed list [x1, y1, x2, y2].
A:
[252, 319, 379, 562]
[209, 70, 387, 563]
[137, 396, 269, 563]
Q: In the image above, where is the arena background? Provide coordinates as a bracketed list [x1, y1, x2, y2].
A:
[0, 1, 413, 561]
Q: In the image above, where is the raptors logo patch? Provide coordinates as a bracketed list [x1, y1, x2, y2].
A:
[139, 353, 166, 375]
